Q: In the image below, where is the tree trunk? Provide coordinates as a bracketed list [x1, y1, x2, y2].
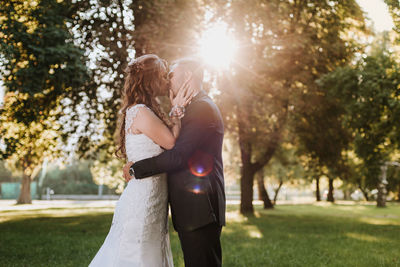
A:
[377, 182, 387, 207]
[17, 173, 32, 204]
[273, 180, 283, 205]
[236, 86, 286, 215]
[240, 164, 256, 214]
[327, 178, 334, 202]
[359, 186, 369, 201]
[397, 183, 400, 202]
[315, 177, 321, 201]
[257, 176, 263, 201]
[343, 189, 351, 200]
[377, 165, 387, 208]
[256, 173, 274, 209]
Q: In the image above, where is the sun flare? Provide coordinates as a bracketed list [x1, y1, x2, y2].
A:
[197, 22, 237, 70]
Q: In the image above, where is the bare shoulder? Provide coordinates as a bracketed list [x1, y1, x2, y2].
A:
[133, 104, 157, 121]
[126, 104, 152, 119]
[128, 104, 165, 129]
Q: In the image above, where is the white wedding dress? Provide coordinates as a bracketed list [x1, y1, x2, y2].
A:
[89, 104, 174, 267]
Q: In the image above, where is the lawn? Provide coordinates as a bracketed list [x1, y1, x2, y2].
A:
[1, 202, 399, 267]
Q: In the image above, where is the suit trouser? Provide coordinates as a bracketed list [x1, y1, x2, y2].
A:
[177, 222, 222, 267]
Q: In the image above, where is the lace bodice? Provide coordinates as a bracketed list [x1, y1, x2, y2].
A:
[125, 104, 164, 162]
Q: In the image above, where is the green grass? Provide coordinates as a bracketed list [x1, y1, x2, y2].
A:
[1, 202, 400, 266]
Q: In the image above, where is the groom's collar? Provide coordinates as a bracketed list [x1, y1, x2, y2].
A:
[191, 89, 207, 103]
[185, 89, 207, 109]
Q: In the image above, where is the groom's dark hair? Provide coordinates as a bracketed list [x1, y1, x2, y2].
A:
[172, 57, 204, 83]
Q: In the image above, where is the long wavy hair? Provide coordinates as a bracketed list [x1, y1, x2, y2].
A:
[115, 54, 170, 159]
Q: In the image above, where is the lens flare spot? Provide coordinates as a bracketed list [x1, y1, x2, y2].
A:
[196, 166, 204, 174]
[188, 151, 214, 177]
[193, 185, 201, 194]
[186, 183, 205, 194]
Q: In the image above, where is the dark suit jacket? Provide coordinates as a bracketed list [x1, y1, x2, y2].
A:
[131, 90, 226, 232]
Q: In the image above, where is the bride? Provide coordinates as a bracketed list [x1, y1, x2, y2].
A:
[89, 54, 194, 267]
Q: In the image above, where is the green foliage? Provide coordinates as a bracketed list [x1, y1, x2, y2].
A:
[66, 0, 203, 160]
[0, 0, 399, 206]
[318, 34, 400, 190]
[386, 163, 400, 199]
[0, 0, 89, 163]
[42, 161, 117, 195]
[0, 0, 88, 124]
[264, 143, 306, 186]
[0, 0, 89, 202]
[385, 0, 400, 39]
[90, 149, 127, 194]
[219, 0, 365, 168]
[293, 86, 352, 182]
[213, 0, 366, 213]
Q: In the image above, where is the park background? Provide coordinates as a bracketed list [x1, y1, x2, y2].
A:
[1, 0, 400, 266]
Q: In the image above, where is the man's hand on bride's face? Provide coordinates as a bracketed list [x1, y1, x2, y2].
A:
[123, 161, 134, 182]
[170, 73, 195, 107]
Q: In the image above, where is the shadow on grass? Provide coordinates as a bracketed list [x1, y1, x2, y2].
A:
[0, 213, 185, 267]
[1, 204, 400, 267]
[221, 206, 400, 266]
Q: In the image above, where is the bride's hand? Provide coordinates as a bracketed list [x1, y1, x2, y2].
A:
[123, 161, 134, 182]
[170, 74, 196, 107]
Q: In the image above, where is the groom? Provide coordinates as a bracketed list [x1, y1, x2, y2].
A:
[123, 58, 226, 267]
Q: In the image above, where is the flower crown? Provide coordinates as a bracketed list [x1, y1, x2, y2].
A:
[127, 59, 144, 73]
